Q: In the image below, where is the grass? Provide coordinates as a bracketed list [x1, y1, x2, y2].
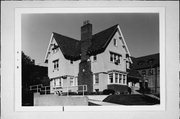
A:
[103, 94, 160, 105]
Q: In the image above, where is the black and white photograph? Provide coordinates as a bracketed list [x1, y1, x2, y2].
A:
[1, 1, 179, 119]
[20, 11, 162, 107]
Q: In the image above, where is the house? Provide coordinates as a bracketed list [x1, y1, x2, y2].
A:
[132, 53, 160, 94]
[44, 21, 133, 94]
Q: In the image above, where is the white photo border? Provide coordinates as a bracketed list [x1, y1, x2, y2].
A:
[15, 7, 166, 112]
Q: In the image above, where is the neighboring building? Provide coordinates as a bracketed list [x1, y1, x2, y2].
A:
[132, 53, 160, 94]
[44, 21, 133, 94]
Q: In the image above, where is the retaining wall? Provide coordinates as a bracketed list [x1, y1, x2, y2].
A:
[34, 93, 88, 106]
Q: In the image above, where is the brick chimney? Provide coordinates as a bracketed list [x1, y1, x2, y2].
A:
[78, 20, 93, 93]
[80, 20, 92, 61]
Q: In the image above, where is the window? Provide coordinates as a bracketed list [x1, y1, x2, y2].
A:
[70, 77, 74, 86]
[93, 55, 97, 61]
[70, 60, 73, 64]
[110, 52, 121, 65]
[59, 79, 62, 86]
[115, 73, 118, 83]
[53, 59, 59, 70]
[109, 73, 113, 83]
[110, 53, 113, 62]
[123, 75, 126, 84]
[52, 44, 59, 53]
[94, 74, 99, 84]
[126, 61, 129, 69]
[54, 79, 56, 86]
[114, 38, 117, 46]
[119, 74, 122, 84]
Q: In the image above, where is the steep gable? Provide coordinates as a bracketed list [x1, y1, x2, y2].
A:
[53, 32, 81, 61]
[44, 24, 132, 63]
[88, 24, 118, 55]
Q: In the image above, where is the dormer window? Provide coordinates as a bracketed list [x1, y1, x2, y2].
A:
[114, 38, 117, 46]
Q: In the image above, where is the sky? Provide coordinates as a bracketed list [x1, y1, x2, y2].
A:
[22, 13, 159, 66]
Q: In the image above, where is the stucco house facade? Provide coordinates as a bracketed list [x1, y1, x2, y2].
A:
[44, 21, 132, 94]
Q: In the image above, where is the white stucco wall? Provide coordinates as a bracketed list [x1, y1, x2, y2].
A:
[93, 73, 108, 92]
[48, 38, 80, 79]
[91, 31, 129, 73]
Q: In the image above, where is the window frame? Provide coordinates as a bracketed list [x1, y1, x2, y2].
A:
[53, 59, 59, 71]
[114, 38, 117, 46]
[94, 73, 99, 84]
[110, 52, 121, 65]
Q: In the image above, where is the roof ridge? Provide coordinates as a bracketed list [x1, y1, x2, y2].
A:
[53, 32, 80, 42]
[92, 24, 119, 36]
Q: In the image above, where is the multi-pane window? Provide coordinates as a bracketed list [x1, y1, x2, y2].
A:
[115, 73, 118, 83]
[109, 73, 113, 83]
[94, 74, 99, 84]
[108, 72, 126, 85]
[53, 59, 59, 70]
[110, 52, 121, 65]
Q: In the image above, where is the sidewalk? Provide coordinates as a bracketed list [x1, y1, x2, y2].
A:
[88, 99, 121, 106]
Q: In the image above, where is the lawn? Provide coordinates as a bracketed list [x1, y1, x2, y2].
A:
[103, 94, 160, 105]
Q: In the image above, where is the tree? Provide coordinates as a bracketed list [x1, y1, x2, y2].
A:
[21, 51, 49, 106]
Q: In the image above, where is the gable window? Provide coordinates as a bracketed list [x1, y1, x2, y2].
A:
[94, 74, 99, 84]
[52, 44, 59, 53]
[93, 55, 97, 62]
[53, 59, 59, 70]
[114, 38, 117, 46]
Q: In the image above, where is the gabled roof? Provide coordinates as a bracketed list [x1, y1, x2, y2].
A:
[45, 24, 131, 62]
[132, 53, 159, 70]
[88, 24, 118, 55]
[53, 32, 81, 60]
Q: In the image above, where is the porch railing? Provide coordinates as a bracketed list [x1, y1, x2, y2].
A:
[29, 84, 87, 96]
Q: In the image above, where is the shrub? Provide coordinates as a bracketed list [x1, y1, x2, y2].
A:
[102, 89, 115, 95]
